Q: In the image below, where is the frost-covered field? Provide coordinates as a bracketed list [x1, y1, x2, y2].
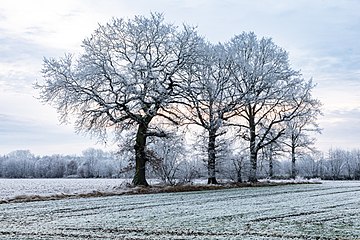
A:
[0, 178, 121, 200]
[0, 181, 359, 239]
[0, 178, 159, 202]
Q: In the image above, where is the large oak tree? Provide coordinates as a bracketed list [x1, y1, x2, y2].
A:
[181, 43, 240, 184]
[36, 13, 201, 186]
[228, 32, 320, 182]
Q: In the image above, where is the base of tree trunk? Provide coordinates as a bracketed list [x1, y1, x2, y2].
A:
[208, 177, 219, 184]
[132, 180, 149, 187]
[132, 174, 149, 187]
[248, 176, 258, 183]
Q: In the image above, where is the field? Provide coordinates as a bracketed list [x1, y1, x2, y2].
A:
[0, 180, 359, 239]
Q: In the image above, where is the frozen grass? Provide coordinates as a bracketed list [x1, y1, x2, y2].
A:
[0, 178, 128, 202]
[0, 181, 359, 239]
[0, 178, 157, 203]
[0, 178, 319, 204]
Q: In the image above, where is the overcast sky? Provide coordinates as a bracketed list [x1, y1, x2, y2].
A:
[0, 0, 359, 156]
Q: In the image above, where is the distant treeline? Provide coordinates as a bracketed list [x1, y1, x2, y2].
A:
[0, 147, 359, 182]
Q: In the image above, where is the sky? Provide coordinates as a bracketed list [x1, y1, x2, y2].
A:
[0, 0, 360, 156]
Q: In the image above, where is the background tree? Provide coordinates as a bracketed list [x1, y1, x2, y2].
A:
[147, 134, 186, 185]
[80, 148, 110, 178]
[3, 150, 35, 178]
[327, 148, 346, 180]
[219, 144, 248, 183]
[36, 13, 201, 186]
[351, 150, 360, 180]
[258, 138, 282, 179]
[298, 153, 322, 179]
[228, 32, 320, 182]
[281, 86, 322, 179]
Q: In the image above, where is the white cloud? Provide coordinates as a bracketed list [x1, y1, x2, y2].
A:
[317, 108, 360, 151]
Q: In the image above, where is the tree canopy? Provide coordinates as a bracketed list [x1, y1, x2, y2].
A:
[36, 13, 321, 185]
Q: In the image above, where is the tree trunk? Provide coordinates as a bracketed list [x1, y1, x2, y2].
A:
[132, 123, 149, 186]
[249, 149, 258, 182]
[291, 145, 296, 179]
[269, 145, 274, 179]
[237, 164, 242, 183]
[207, 130, 218, 184]
[248, 114, 258, 183]
[269, 156, 273, 179]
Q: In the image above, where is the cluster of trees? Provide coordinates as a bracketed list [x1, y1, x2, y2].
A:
[0, 149, 121, 178]
[0, 147, 202, 181]
[309, 149, 360, 180]
[1, 147, 360, 181]
[36, 13, 321, 186]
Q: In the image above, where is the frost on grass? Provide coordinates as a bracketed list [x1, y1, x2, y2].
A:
[0, 181, 359, 239]
[0, 179, 137, 203]
[0, 178, 318, 203]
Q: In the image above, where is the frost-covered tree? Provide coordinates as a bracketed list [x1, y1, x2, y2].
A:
[33, 155, 66, 178]
[281, 85, 322, 179]
[327, 148, 346, 180]
[228, 32, 320, 182]
[258, 138, 283, 179]
[218, 143, 248, 183]
[351, 150, 360, 180]
[4, 150, 35, 178]
[36, 13, 201, 186]
[65, 159, 78, 176]
[147, 134, 186, 185]
[80, 148, 111, 178]
[181, 43, 240, 184]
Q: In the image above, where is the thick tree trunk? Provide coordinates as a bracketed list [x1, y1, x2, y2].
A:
[237, 165, 242, 183]
[291, 146, 296, 179]
[248, 114, 258, 183]
[207, 130, 218, 184]
[132, 123, 149, 186]
[249, 149, 258, 182]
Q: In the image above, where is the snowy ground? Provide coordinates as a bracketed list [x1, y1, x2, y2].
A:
[0, 178, 127, 201]
[0, 178, 158, 202]
[0, 180, 359, 239]
[0, 178, 318, 202]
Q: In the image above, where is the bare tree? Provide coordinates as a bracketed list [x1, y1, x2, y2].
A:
[4, 150, 35, 178]
[181, 43, 240, 184]
[228, 32, 319, 182]
[81, 148, 109, 177]
[352, 150, 360, 180]
[281, 88, 322, 179]
[36, 13, 201, 186]
[147, 134, 186, 185]
[327, 148, 346, 179]
[258, 139, 283, 179]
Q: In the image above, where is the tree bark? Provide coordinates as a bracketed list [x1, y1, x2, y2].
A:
[207, 130, 218, 184]
[269, 157, 274, 179]
[248, 113, 258, 183]
[268, 145, 274, 179]
[132, 123, 149, 186]
[249, 149, 258, 182]
[237, 164, 242, 183]
[291, 145, 296, 179]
